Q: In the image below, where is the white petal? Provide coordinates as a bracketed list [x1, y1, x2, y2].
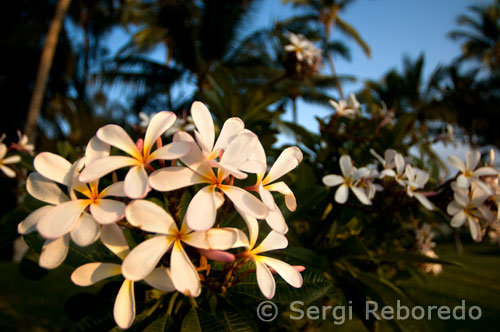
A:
[339, 155, 353, 177]
[27, 172, 68, 205]
[39, 235, 69, 269]
[259, 184, 276, 211]
[191, 101, 215, 152]
[456, 174, 470, 188]
[447, 155, 466, 172]
[450, 211, 467, 227]
[266, 181, 297, 211]
[237, 209, 258, 248]
[334, 185, 349, 204]
[70, 213, 100, 246]
[101, 223, 130, 260]
[149, 166, 205, 192]
[240, 140, 266, 174]
[34, 152, 72, 185]
[213, 117, 245, 154]
[351, 186, 372, 205]
[114, 280, 136, 329]
[173, 131, 213, 177]
[170, 240, 201, 297]
[322, 174, 344, 187]
[101, 181, 127, 197]
[71, 262, 121, 286]
[182, 228, 237, 250]
[264, 147, 302, 184]
[220, 131, 258, 169]
[1, 165, 15, 177]
[219, 185, 268, 219]
[254, 258, 275, 299]
[471, 178, 492, 196]
[260, 256, 303, 288]
[466, 150, 480, 170]
[37, 200, 88, 239]
[454, 190, 470, 206]
[186, 186, 217, 231]
[414, 193, 434, 210]
[90, 199, 126, 224]
[97, 124, 141, 159]
[252, 230, 288, 255]
[79, 156, 139, 183]
[18, 205, 54, 234]
[415, 170, 429, 187]
[265, 207, 289, 234]
[144, 268, 176, 292]
[3, 155, 21, 164]
[446, 201, 462, 215]
[148, 141, 191, 161]
[475, 167, 498, 176]
[124, 165, 149, 199]
[122, 235, 173, 281]
[0, 143, 6, 159]
[126, 199, 177, 234]
[395, 153, 405, 175]
[144, 111, 176, 156]
[85, 136, 110, 165]
[468, 217, 481, 242]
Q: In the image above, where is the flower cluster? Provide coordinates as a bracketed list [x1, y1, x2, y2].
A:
[18, 101, 304, 329]
[328, 93, 362, 120]
[446, 149, 499, 242]
[414, 223, 443, 275]
[322, 149, 434, 210]
[0, 130, 33, 178]
[284, 32, 322, 75]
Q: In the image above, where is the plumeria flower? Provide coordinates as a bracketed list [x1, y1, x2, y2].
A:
[243, 142, 303, 234]
[121, 200, 246, 296]
[284, 32, 316, 64]
[71, 223, 175, 329]
[165, 115, 195, 136]
[370, 149, 398, 178]
[322, 155, 372, 205]
[238, 212, 303, 299]
[404, 165, 434, 210]
[447, 184, 492, 241]
[357, 168, 382, 201]
[79, 111, 191, 198]
[138, 112, 151, 128]
[447, 150, 497, 194]
[379, 151, 406, 186]
[0, 143, 21, 178]
[149, 130, 268, 231]
[11, 130, 35, 155]
[419, 249, 443, 276]
[328, 93, 361, 119]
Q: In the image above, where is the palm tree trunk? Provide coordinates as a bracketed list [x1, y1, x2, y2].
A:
[25, 0, 72, 142]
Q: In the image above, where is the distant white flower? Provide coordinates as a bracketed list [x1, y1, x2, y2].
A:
[420, 249, 443, 275]
[0, 143, 20, 178]
[165, 115, 195, 136]
[322, 155, 372, 205]
[447, 150, 497, 194]
[404, 165, 434, 210]
[12, 130, 35, 155]
[284, 32, 317, 64]
[71, 224, 175, 329]
[328, 93, 361, 119]
[138, 112, 151, 128]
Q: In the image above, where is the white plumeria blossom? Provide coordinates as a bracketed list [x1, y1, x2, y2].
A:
[165, 115, 195, 136]
[238, 212, 303, 299]
[149, 102, 268, 231]
[284, 32, 319, 65]
[447, 150, 497, 195]
[15, 130, 35, 155]
[322, 155, 372, 205]
[79, 111, 191, 199]
[0, 143, 21, 178]
[71, 223, 175, 329]
[243, 141, 303, 234]
[121, 200, 246, 296]
[404, 165, 434, 210]
[370, 148, 399, 178]
[35, 139, 128, 242]
[328, 93, 361, 119]
[447, 184, 492, 241]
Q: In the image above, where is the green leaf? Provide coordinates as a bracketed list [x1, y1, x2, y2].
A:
[221, 309, 254, 332]
[230, 268, 332, 305]
[144, 315, 176, 332]
[181, 307, 228, 332]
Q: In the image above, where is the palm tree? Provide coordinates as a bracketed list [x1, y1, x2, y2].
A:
[283, 0, 370, 99]
[448, 0, 500, 74]
[24, 0, 72, 142]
